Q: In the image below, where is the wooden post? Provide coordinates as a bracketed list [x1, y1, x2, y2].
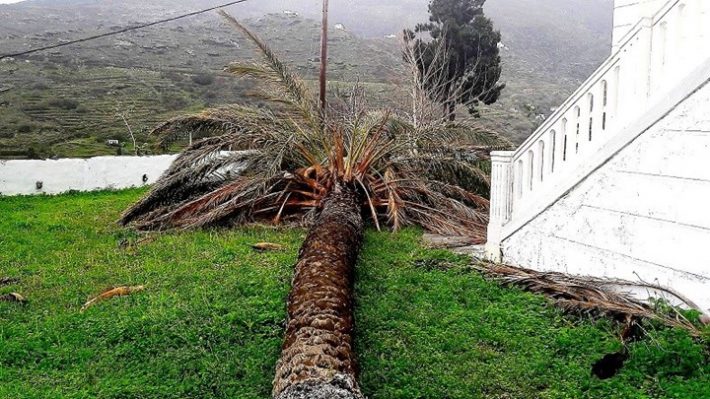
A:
[319, 0, 329, 112]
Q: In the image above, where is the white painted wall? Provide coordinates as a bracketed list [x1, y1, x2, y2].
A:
[0, 155, 177, 196]
[501, 78, 710, 313]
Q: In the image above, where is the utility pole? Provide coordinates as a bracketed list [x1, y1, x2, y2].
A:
[319, 0, 329, 112]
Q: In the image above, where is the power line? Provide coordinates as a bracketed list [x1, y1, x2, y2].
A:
[0, 0, 250, 61]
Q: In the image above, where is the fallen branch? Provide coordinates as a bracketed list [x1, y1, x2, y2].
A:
[0, 292, 27, 304]
[80, 285, 146, 312]
[471, 262, 704, 337]
[252, 242, 285, 252]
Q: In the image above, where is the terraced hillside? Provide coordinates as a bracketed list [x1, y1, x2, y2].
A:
[0, 12, 404, 158]
[0, 0, 613, 158]
[0, 62, 250, 158]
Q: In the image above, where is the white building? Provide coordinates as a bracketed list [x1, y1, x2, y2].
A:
[486, 0, 710, 313]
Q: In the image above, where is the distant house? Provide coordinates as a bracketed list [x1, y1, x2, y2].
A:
[384, 34, 398, 39]
[283, 10, 298, 17]
[334, 23, 345, 31]
[106, 139, 120, 146]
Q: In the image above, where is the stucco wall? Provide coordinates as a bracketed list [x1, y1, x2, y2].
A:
[502, 79, 710, 312]
[0, 155, 177, 196]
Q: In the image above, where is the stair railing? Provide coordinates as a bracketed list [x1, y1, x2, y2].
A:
[486, 0, 710, 260]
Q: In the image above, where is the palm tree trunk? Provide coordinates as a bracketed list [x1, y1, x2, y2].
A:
[273, 183, 365, 399]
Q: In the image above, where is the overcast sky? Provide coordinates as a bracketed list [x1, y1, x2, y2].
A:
[0, 0, 26, 3]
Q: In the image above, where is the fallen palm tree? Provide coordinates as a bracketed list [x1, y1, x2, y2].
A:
[119, 9, 510, 398]
[470, 262, 707, 337]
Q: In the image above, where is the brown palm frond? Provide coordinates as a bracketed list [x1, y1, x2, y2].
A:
[424, 180, 490, 209]
[166, 175, 285, 229]
[471, 262, 704, 337]
[401, 191, 488, 239]
[382, 168, 406, 231]
[120, 150, 262, 226]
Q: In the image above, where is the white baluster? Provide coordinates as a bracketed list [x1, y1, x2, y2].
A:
[527, 150, 535, 192]
[537, 140, 545, 183]
[549, 129, 557, 175]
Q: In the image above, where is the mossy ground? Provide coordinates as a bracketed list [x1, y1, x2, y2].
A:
[1, 189, 708, 398]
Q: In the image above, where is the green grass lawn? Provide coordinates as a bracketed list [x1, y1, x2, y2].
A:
[1, 190, 708, 399]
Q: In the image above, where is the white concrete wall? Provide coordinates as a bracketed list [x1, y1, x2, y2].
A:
[0, 155, 177, 196]
[501, 79, 710, 313]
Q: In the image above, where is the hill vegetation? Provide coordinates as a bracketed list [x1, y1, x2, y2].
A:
[0, 0, 613, 158]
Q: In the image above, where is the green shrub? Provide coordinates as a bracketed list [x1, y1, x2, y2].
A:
[161, 94, 191, 111]
[192, 72, 215, 86]
[47, 98, 79, 110]
[17, 124, 32, 133]
[25, 144, 52, 159]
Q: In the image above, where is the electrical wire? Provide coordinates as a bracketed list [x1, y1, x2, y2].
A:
[0, 0, 250, 61]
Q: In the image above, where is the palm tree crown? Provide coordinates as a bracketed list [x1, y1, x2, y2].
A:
[120, 10, 510, 242]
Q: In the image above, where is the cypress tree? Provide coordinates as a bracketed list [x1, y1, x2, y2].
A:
[407, 0, 505, 120]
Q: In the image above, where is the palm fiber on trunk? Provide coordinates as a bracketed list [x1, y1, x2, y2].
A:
[273, 183, 365, 399]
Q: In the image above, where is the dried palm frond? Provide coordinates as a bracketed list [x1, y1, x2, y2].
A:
[0, 292, 27, 304]
[252, 242, 285, 252]
[81, 285, 146, 312]
[471, 262, 705, 337]
[121, 149, 263, 227]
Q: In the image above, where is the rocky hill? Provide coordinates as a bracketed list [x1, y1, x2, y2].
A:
[0, 0, 613, 158]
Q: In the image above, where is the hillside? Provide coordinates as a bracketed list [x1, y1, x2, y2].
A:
[0, 0, 613, 158]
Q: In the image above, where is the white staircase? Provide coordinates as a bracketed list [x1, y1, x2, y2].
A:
[487, 0, 710, 258]
[485, 0, 710, 312]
